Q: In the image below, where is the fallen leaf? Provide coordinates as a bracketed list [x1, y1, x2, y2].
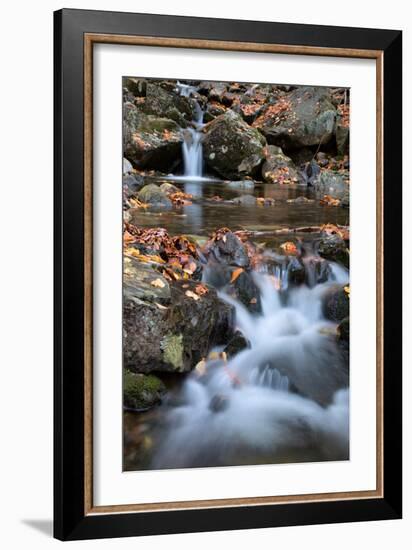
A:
[195, 283, 209, 296]
[230, 267, 244, 283]
[280, 241, 297, 255]
[344, 285, 350, 296]
[151, 278, 166, 288]
[185, 290, 200, 301]
[154, 302, 168, 310]
[320, 194, 341, 207]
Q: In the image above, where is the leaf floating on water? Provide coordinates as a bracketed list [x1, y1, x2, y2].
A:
[230, 268, 244, 283]
[151, 278, 166, 288]
[185, 290, 200, 301]
[319, 195, 341, 207]
[154, 302, 168, 310]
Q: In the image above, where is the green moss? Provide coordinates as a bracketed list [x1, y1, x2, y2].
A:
[123, 371, 166, 410]
[161, 333, 184, 371]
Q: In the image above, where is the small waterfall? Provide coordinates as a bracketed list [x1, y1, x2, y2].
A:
[182, 129, 203, 178]
[177, 83, 205, 179]
[150, 257, 350, 469]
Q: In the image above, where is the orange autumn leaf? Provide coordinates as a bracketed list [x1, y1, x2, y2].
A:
[123, 230, 136, 243]
[320, 195, 341, 207]
[195, 283, 209, 296]
[230, 268, 244, 283]
[280, 241, 297, 255]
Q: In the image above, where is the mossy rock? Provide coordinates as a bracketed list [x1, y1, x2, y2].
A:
[123, 371, 166, 411]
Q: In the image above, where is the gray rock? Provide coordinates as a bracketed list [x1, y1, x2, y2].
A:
[317, 234, 349, 268]
[225, 179, 255, 190]
[254, 86, 337, 149]
[137, 184, 172, 209]
[261, 145, 299, 184]
[314, 170, 347, 200]
[123, 259, 234, 373]
[206, 231, 250, 268]
[233, 194, 257, 206]
[322, 285, 349, 322]
[123, 157, 134, 174]
[142, 82, 195, 127]
[123, 103, 183, 171]
[203, 110, 266, 179]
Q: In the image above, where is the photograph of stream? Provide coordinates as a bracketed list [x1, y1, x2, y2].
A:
[122, 77, 350, 471]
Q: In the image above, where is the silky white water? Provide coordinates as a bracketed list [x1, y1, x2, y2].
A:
[151, 259, 350, 469]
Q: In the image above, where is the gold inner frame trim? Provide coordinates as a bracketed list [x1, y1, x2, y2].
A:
[84, 33, 384, 515]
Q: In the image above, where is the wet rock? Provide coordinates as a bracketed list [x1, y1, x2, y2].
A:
[224, 331, 249, 358]
[123, 173, 145, 198]
[304, 256, 331, 286]
[254, 86, 336, 150]
[233, 194, 257, 206]
[203, 110, 266, 179]
[261, 145, 299, 184]
[206, 231, 250, 268]
[300, 159, 321, 186]
[225, 179, 255, 190]
[137, 184, 172, 209]
[322, 286, 349, 322]
[209, 394, 230, 413]
[314, 170, 347, 200]
[317, 234, 349, 268]
[142, 82, 195, 127]
[159, 182, 180, 195]
[123, 370, 166, 411]
[123, 103, 183, 171]
[229, 269, 261, 313]
[288, 257, 306, 285]
[124, 261, 234, 373]
[337, 316, 350, 343]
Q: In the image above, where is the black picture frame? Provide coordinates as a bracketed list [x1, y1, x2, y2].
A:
[54, 8, 402, 541]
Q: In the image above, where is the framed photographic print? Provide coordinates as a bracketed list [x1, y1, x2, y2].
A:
[54, 8, 402, 541]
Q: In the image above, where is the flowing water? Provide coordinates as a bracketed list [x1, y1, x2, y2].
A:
[124, 85, 350, 471]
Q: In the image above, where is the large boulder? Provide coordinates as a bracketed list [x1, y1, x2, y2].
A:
[123, 258, 234, 373]
[203, 110, 266, 179]
[253, 86, 336, 150]
[123, 103, 183, 171]
[261, 145, 300, 184]
[141, 82, 195, 127]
